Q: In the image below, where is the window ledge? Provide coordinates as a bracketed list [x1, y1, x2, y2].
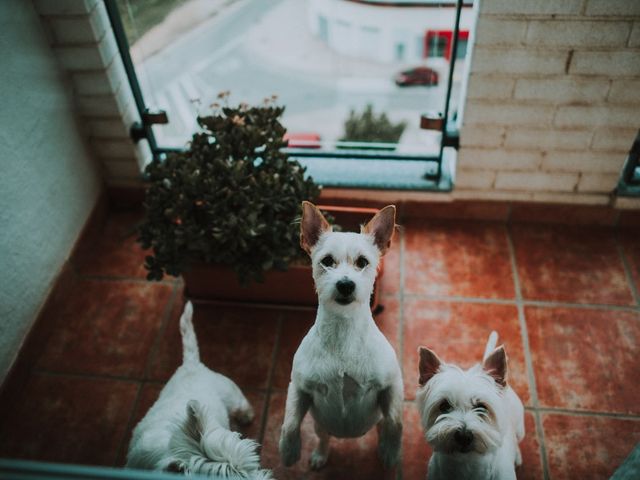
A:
[294, 148, 454, 191]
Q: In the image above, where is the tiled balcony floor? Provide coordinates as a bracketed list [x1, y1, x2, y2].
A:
[0, 209, 639, 479]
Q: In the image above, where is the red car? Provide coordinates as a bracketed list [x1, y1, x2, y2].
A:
[395, 67, 439, 87]
[284, 132, 322, 149]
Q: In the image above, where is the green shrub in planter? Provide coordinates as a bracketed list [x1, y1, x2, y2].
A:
[138, 96, 320, 283]
[340, 103, 407, 145]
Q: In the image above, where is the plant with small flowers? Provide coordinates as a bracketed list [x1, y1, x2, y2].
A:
[138, 92, 320, 283]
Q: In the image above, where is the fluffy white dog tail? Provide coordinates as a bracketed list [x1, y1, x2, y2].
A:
[483, 331, 499, 362]
[170, 400, 272, 479]
[179, 301, 200, 366]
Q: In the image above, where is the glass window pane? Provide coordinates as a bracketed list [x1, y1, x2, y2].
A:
[116, 0, 475, 159]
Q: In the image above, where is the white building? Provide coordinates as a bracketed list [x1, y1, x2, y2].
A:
[307, 0, 475, 66]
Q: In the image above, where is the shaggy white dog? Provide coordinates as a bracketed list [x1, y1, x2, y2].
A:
[126, 302, 272, 479]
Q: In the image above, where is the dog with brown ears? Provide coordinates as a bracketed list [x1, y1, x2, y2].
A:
[279, 202, 403, 471]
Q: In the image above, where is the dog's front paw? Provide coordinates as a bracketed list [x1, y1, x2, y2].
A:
[309, 448, 329, 470]
[233, 405, 255, 426]
[279, 431, 301, 467]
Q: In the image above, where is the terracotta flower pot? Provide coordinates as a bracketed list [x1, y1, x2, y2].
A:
[183, 262, 316, 308]
[183, 205, 385, 310]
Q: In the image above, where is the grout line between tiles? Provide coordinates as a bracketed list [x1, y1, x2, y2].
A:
[506, 226, 550, 480]
[527, 406, 640, 421]
[398, 226, 406, 480]
[398, 226, 406, 380]
[403, 294, 517, 305]
[143, 284, 181, 381]
[402, 293, 639, 312]
[615, 235, 640, 307]
[34, 369, 145, 384]
[76, 273, 179, 286]
[113, 381, 143, 467]
[259, 313, 284, 447]
[522, 299, 639, 312]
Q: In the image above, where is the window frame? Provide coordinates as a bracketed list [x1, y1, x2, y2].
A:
[104, 0, 468, 192]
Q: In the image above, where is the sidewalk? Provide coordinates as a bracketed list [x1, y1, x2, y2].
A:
[130, 0, 237, 63]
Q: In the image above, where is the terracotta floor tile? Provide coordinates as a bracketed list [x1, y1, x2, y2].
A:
[618, 211, 640, 228]
[7, 208, 640, 479]
[403, 200, 511, 222]
[518, 411, 544, 480]
[35, 280, 174, 378]
[542, 413, 640, 480]
[526, 307, 640, 414]
[260, 392, 390, 480]
[510, 204, 617, 226]
[148, 299, 280, 390]
[619, 231, 640, 301]
[271, 311, 315, 391]
[375, 296, 401, 357]
[404, 220, 515, 299]
[378, 236, 401, 296]
[118, 382, 163, 466]
[0, 373, 138, 466]
[402, 404, 543, 480]
[236, 389, 268, 445]
[74, 209, 149, 279]
[511, 225, 634, 305]
[402, 402, 430, 480]
[402, 299, 529, 404]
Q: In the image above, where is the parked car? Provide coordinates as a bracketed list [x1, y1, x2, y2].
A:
[284, 132, 322, 149]
[394, 66, 439, 87]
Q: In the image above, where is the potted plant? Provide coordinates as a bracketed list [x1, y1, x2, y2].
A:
[138, 94, 386, 309]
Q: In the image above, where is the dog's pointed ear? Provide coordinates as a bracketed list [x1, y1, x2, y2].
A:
[183, 399, 205, 441]
[418, 346, 441, 386]
[362, 205, 396, 255]
[300, 201, 331, 254]
[483, 345, 507, 387]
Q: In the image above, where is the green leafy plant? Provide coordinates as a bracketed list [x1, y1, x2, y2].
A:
[138, 94, 321, 283]
[340, 104, 407, 144]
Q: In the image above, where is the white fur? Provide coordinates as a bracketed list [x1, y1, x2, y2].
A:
[416, 332, 525, 480]
[126, 302, 272, 479]
[280, 215, 403, 470]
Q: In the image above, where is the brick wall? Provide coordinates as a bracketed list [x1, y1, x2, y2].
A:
[457, 0, 640, 207]
[34, 0, 150, 187]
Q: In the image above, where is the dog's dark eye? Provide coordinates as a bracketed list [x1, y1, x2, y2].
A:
[355, 256, 369, 269]
[439, 399, 453, 413]
[320, 255, 335, 267]
[474, 402, 488, 411]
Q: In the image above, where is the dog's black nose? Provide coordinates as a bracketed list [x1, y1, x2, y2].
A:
[454, 429, 474, 448]
[336, 278, 355, 296]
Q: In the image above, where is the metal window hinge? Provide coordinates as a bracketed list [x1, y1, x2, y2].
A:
[130, 109, 169, 143]
[420, 112, 459, 149]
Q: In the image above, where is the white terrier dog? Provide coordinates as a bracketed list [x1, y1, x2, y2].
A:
[416, 332, 525, 480]
[126, 302, 272, 479]
[279, 202, 403, 470]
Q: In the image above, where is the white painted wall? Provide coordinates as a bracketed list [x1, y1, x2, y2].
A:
[308, 0, 474, 64]
[0, 0, 102, 381]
